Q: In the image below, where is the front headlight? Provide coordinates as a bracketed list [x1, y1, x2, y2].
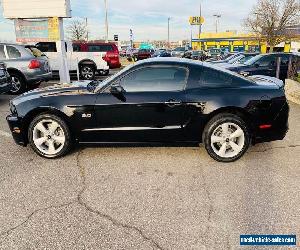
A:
[10, 102, 17, 115]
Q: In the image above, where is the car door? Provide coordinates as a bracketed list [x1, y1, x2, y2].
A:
[90, 65, 189, 143]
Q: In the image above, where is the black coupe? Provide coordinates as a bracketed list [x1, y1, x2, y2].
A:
[7, 58, 289, 162]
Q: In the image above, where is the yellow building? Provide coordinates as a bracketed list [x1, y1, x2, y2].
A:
[191, 31, 295, 53]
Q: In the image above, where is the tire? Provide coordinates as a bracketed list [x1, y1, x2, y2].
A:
[202, 113, 250, 163]
[9, 72, 26, 94]
[80, 65, 95, 80]
[28, 114, 72, 159]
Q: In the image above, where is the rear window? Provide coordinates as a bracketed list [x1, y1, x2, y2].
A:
[188, 65, 246, 89]
[25, 47, 45, 57]
[6, 46, 21, 58]
[88, 44, 114, 52]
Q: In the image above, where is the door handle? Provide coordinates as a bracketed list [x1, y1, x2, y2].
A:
[164, 99, 182, 106]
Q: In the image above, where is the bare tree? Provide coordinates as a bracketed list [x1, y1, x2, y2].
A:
[244, 0, 300, 52]
[66, 19, 88, 41]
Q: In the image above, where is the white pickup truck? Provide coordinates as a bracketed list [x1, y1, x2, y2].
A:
[36, 41, 109, 80]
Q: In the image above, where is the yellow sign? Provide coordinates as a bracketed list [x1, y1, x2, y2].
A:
[189, 16, 205, 25]
[48, 17, 60, 41]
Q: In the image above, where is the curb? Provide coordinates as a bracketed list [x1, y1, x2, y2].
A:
[285, 79, 300, 105]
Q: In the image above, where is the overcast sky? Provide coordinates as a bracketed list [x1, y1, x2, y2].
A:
[0, 0, 256, 42]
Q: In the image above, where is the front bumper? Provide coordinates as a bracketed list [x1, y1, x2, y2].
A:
[26, 71, 53, 85]
[6, 114, 27, 146]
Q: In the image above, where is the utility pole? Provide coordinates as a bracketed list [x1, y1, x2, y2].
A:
[213, 14, 221, 33]
[168, 17, 171, 49]
[85, 17, 89, 41]
[104, 0, 108, 42]
[199, 3, 202, 38]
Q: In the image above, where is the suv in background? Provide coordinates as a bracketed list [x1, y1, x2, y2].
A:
[36, 41, 109, 80]
[0, 62, 12, 94]
[0, 43, 52, 94]
[171, 47, 187, 58]
[73, 42, 121, 69]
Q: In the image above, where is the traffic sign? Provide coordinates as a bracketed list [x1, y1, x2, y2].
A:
[114, 35, 119, 41]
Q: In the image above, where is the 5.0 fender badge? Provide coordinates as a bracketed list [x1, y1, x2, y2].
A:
[82, 113, 92, 118]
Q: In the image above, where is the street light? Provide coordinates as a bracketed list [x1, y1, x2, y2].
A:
[104, 0, 108, 42]
[213, 14, 221, 33]
[168, 17, 171, 48]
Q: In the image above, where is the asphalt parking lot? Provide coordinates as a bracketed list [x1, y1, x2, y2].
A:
[0, 80, 300, 249]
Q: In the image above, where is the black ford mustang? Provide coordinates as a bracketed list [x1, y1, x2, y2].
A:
[7, 58, 289, 162]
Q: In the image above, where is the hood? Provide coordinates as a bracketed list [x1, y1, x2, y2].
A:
[12, 81, 95, 105]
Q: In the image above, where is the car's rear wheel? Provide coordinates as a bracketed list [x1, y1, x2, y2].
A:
[28, 114, 72, 158]
[80, 65, 95, 80]
[202, 113, 250, 162]
[9, 72, 26, 94]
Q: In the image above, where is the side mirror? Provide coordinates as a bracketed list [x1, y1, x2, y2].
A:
[110, 84, 125, 95]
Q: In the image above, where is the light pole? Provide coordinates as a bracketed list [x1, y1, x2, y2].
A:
[213, 14, 221, 33]
[104, 0, 108, 42]
[168, 17, 171, 48]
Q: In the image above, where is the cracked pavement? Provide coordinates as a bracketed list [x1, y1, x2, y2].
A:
[0, 92, 300, 250]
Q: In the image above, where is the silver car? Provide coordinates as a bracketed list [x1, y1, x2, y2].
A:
[0, 43, 52, 94]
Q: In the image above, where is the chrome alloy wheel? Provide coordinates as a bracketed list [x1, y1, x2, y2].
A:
[81, 66, 94, 79]
[210, 122, 245, 158]
[32, 119, 66, 155]
[11, 76, 22, 93]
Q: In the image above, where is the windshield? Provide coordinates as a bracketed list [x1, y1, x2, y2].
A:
[243, 54, 263, 65]
[239, 55, 255, 64]
[95, 64, 135, 92]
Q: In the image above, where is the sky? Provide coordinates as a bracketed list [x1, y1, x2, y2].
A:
[0, 0, 256, 42]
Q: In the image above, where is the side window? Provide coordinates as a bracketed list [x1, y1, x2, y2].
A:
[6, 46, 21, 59]
[0, 45, 6, 59]
[88, 45, 113, 52]
[119, 66, 187, 92]
[36, 42, 57, 52]
[188, 66, 241, 89]
[257, 55, 276, 67]
[73, 44, 81, 52]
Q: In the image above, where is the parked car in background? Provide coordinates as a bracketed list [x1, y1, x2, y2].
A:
[227, 53, 300, 81]
[7, 58, 289, 162]
[171, 47, 187, 58]
[0, 62, 12, 94]
[0, 43, 52, 94]
[212, 53, 260, 68]
[73, 42, 121, 69]
[36, 41, 109, 80]
[191, 50, 208, 61]
[152, 50, 171, 58]
[135, 49, 152, 61]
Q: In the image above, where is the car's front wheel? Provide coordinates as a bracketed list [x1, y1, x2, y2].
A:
[203, 113, 250, 162]
[28, 114, 72, 158]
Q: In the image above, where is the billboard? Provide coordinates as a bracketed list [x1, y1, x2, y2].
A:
[14, 18, 60, 42]
[2, 0, 71, 19]
[189, 16, 205, 25]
